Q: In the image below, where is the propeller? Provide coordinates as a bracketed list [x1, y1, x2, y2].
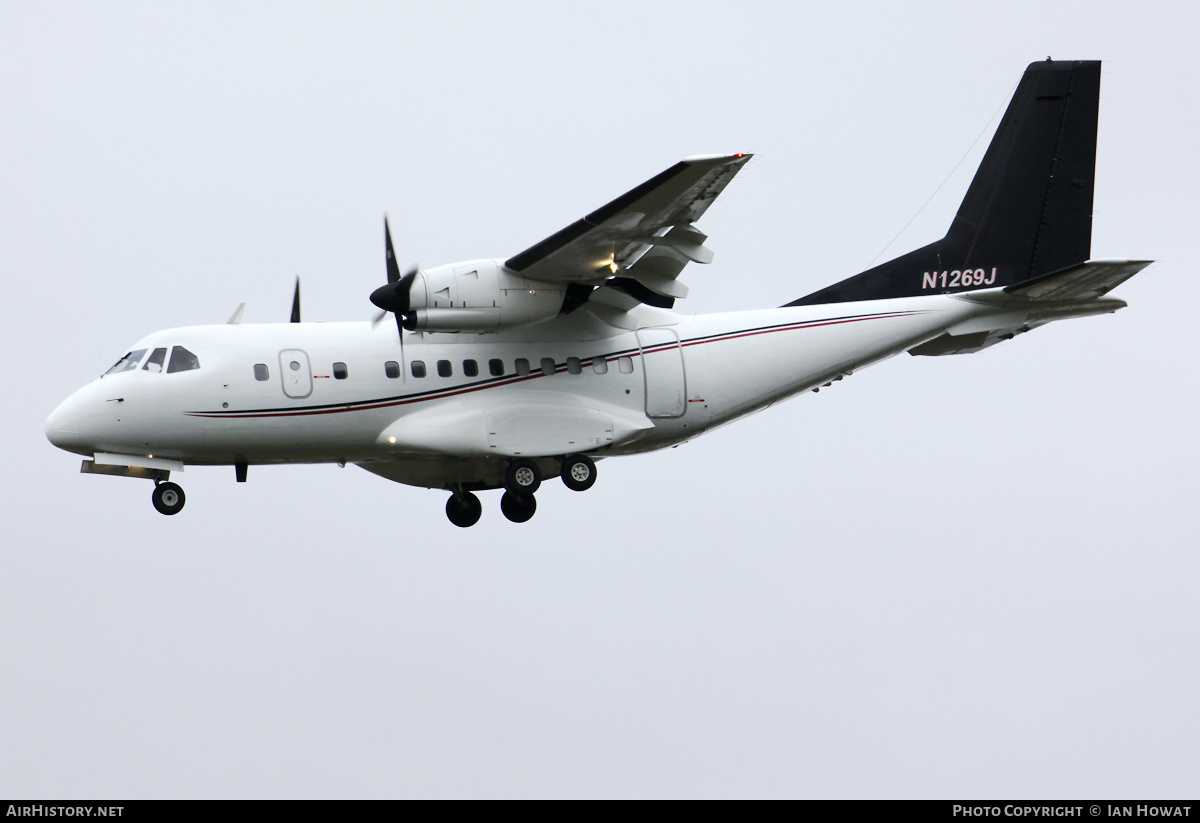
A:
[290, 276, 301, 323]
[370, 215, 420, 358]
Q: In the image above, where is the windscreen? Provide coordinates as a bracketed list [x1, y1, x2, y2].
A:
[103, 349, 148, 376]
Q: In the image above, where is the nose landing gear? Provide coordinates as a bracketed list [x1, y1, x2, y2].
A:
[151, 481, 186, 516]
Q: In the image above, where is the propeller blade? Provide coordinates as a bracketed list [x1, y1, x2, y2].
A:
[290, 276, 300, 323]
[384, 214, 401, 284]
[375, 215, 417, 355]
[371, 309, 389, 327]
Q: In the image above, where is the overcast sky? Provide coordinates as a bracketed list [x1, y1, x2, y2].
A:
[2, 1, 1198, 798]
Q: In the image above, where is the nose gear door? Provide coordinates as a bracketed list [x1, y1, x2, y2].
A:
[279, 349, 313, 399]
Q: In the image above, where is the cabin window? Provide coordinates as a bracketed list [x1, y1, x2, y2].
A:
[384, 360, 400, 379]
[253, 363, 270, 381]
[566, 357, 582, 375]
[489, 359, 504, 376]
[333, 362, 348, 380]
[515, 358, 530, 376]
[167, 346, 201, 373]
[540, 358, 556, 376]
[437, 360, 452, 377]
[592, 358, 608, 375]
[463, 359, 479, 377]
[143, 348, 168, 373]
[411, 360, 427, 378]
[618, 355, 634, 374]
[104, 349, 147, 376]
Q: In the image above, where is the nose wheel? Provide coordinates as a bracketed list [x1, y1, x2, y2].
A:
[151, 481, 186, 516]
[445, 490, 483, 528]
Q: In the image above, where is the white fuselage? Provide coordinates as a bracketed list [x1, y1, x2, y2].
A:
[46, 292, 983, 490]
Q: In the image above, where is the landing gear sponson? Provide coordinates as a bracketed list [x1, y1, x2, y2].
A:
[443, 454, 598, 527]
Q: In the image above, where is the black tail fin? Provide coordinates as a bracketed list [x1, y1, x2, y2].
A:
[789, 59, 1101, 306]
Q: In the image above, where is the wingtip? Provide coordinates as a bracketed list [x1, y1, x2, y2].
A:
[682, 152, 753, 164]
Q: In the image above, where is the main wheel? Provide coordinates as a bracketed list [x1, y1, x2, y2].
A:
[446, 491, 483, 528]
[561, 454, 597, 492]
[151, 482, 186, 516]
[500, 491, 537, 523]
[504, 458, 541, 496]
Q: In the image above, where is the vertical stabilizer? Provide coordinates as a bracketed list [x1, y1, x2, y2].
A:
[790, 60, 1101, 306]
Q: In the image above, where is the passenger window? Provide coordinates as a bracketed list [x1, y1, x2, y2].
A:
[385, 361, 400, 379]
[437, 360, 452, 377]
[167, 346, 201, 373]
[463, 359, 479, 377]
[566, 357, 582, 375]
[592, 358, 608, 375]
[253, 363, 270, 381]
[143, 348, 168, 373]
[489, 359, 504, 376]
[333, 362, 348, 380]
[618, 356, 634, 374]
[104, 349, 148, 376]
[541, 358, 556, 376]
[411, 360, 427, 378]
[515, 358, 530, 376]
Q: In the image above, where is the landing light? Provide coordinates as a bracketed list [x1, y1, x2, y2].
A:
[388, 436, 396, 444]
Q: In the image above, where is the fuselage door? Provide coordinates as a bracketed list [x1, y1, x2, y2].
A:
[636, 327, 686, 418]
[278, 349, 313, 399]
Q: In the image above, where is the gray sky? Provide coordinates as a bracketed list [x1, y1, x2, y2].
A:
[2, 1, 1197, 798]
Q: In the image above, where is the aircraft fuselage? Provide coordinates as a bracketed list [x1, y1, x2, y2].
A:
[46, 291, 977, 491]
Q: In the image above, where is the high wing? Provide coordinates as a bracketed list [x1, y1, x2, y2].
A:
[505, 153, 752, 308]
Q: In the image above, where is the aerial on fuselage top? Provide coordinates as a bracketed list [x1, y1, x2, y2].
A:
[46, 59, 1150, 527]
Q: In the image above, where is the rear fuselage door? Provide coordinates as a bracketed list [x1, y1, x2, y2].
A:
[636, 327, 686, 418]
[279, 349, 313, 399]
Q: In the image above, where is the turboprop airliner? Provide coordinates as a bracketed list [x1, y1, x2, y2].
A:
[45, 59, 1150, 526]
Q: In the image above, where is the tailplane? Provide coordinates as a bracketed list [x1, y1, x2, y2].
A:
[790, 60, 1104, 306]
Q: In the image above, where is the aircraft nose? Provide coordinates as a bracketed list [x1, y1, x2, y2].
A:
[45, 392, 91, 455]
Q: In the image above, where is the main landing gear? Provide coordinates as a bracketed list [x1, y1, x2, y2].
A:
[441, 454, 599, 526]
[446, 490, 483, 528]
[151, 480, 186, 516]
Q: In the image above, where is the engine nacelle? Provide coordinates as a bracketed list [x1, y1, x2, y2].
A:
[407, 259, 570, 332]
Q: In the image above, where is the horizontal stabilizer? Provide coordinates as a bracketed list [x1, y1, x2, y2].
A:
[1004, 259, 1152, 302]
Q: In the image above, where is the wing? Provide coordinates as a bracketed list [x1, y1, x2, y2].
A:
[505, 154, 752, 304]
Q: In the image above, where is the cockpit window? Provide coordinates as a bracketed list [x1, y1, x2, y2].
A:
[104, 349, 148, 376]
[167, 346, 201, 373]
[143, 347, 168, 373]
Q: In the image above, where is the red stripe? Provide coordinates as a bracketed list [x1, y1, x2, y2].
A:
[188, 311, 925, 420]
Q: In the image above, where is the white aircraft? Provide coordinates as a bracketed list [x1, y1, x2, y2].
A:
[46, 59, 1150, 527]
